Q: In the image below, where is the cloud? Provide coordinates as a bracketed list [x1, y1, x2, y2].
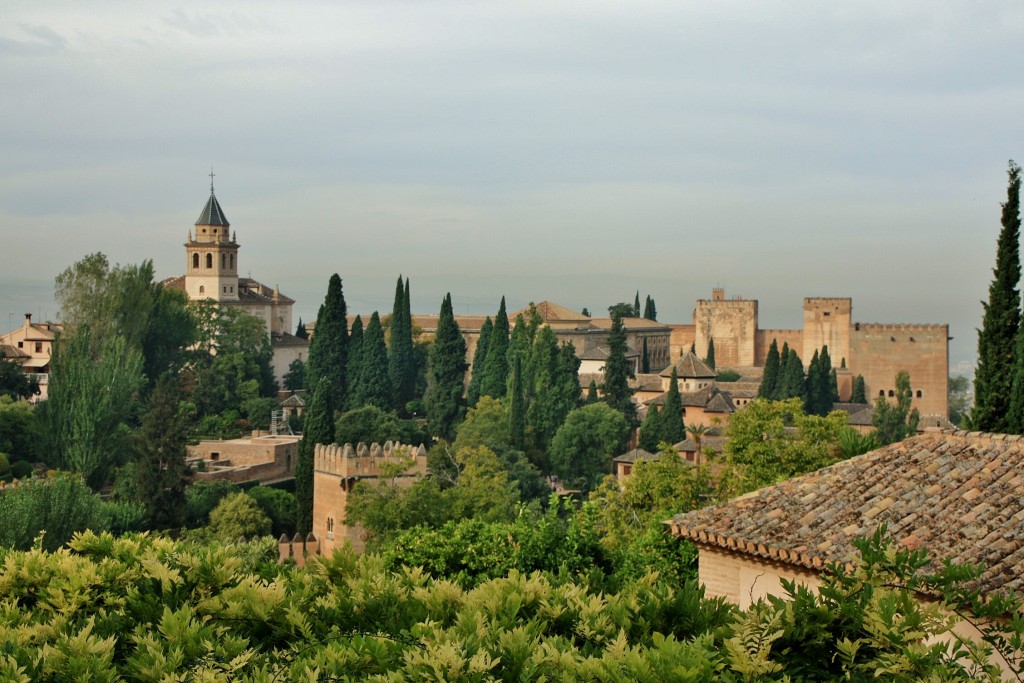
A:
[0, 23, 67, 56]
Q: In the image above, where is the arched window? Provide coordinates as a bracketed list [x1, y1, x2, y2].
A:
[916, 390, 922, 398]
[206, 253, 213, 268]
[199, 285, 205, 294]
[192, 253, 199, 269]
[229, 254, 234, 269]
[221, 254, 226, 268]
[879, 390, 885, 397]
[888, 390, 895, 397]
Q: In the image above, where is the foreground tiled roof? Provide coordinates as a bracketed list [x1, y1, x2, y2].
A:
[668, 431, 1024, 595]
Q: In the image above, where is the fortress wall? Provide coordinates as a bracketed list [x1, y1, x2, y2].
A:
[802, 298, 852, 367]
[754, 330, 804, 366]
[670, 325, 696, 361]
[694, 299, 758, 367]
[313, 441, 428, 555]
[849, 323, 949, 418]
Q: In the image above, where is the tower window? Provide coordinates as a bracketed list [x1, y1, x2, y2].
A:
[192, 253, 199, 269]
[222, 254, 226, 268]
[888, 390, 895, 397]
[916, 390, 923, 398]
[230, 254, 234, 269]
[199, 285, 205, 294]
[206, 253, 213, 268]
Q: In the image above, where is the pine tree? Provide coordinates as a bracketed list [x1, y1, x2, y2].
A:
[425, 293, 467, 441]
[586, 379, 599, 404]
[305, 274, 348, 410]
[294, 318, 308, 339]
[851, 375, 868, 404]
[759, 339, 781, 399]
[643, 295, 657, 321]
[296, 378, 333, 534]
[480, 297, 510, 399]
[352, 312, 392, 410]
[974, 161, 1022, 432]
[134, 373, 188, 529]
[641, 338, 650, 374]
[633, 291, 641, 317]
[704, 338, 716, 370]
[466, 317, 492, 407]
[345, 315, 364, 408]
[602, 313, 636, 424]
[658, 368, 685, 445]
[508, 354, 526, 451]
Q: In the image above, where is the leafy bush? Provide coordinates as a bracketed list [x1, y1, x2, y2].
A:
[0, 472, 106, 551]
[208, 492, 272, 541]
[245, 486, 297, 537]
[184, 479, 239, 527]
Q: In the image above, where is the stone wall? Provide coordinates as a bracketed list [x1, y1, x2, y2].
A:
[697, 545, 821, 610]
[753, 329, 804, 366]
[849, 323, 949, 418]
[694, 297, 758, 367]
[802, 298, 852, 367]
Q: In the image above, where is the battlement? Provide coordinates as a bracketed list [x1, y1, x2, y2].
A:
[313, 441, 428, 479]
[804, 297, 852, 306]
[853, 323, 948, 334]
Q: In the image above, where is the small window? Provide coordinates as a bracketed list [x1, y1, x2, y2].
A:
[879, 390, 885, 397]
[229, 254, 234, 269]
[211, 452, 220, 461]
[221, 254, 226, 268]
[206, 253, 213, 268]
[192, 253, 199, 269]
[916, 390, 922, 398]
[35, 342, 42, 353]
[888, 390, 895, 397]
[823, 311, 830, 317]
[199, 285, 205, 294]
[622, 465, 632, 476]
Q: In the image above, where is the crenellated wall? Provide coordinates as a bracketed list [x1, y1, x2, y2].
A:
[312, 441, 428, 555]
[694, 297, 758, 367]
[848, 323, 949, 418]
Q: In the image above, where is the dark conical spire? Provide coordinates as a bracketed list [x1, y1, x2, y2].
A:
[195, 171, 230, 227]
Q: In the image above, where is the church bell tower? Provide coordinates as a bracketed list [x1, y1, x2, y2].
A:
[184, 173, 240, 302]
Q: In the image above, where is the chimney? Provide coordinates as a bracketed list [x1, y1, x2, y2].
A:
[23, 313, 32, 327]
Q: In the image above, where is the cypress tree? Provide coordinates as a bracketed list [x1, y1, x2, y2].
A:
[829, 367, 840, 403]
[974, 161, 1022, 432]
[586, 379, 599, 404]
[643, 295, 657, 321]
[424, 293, 467, 441]
[294, 318, 308, 339]
[388, 275, 416, 411]
[659, 368, 685, 445]
[641, 338, 650, 374]
[705, 338, 716, 370]
[759, 339, 781, 399]
[480, 297, 510, 399]
[345, 315, 364, 409]
[638, 405, 662, 452]
[690, 342, 696, 354]
[775, 342, 791, 400]
[780, 347, 806, 402]
[602, 313, 636, 424]
[805, 349, 824, 415]
[352, 312, 392, 410]
[305, 274, 348, 410]
[466, 317, 493, 407]
[851, 375, 868, 404]
[134, 373, 188, 529]
[296, 378, 333, 534]
[633, 291, 641, 317]
[508, 354, 526, 450]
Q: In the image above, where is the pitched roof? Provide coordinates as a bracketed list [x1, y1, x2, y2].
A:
[195, 191, 230, 227]
[668, 431, 1024, 595]
[579, 345, 640, 361]
[660, 352, 716, 379]
[512, 301, 589, 322]
[613, 448, 659, 464]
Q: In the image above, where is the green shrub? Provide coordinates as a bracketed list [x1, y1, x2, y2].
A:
[0, 472, 105, 551]
[208, 491, 272, 541]
[184, 479, 239, 527]
[245, 486, 297, 537]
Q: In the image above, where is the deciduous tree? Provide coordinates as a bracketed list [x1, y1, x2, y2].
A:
[549, 403, 630, 492]
[872, 370, 920, 445]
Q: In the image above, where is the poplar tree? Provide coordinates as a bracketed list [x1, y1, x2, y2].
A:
[480, 297, 510, 399]
[425, 294, 467, 441]
[352, 312, 392, 410]
[659, 368, 685, 445]
[602, 313, 636, 424]
[305, 274, 348, 410]
[296, 378, 333, 534]
[759, 339, 781, 399]
[643, 295, 657, 321]
[974, 161, 1021, 432]
[466, 317, 493, 407]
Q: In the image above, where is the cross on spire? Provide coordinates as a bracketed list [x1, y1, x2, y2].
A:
[209, 167, 216, 193]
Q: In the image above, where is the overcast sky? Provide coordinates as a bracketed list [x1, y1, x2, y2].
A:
[3, 1, 1023, 368]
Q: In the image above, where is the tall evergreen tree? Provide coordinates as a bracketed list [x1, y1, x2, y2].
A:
[638, 405, 662, 452]
[388, 276, 416, 411]
[480, 297, 510, 399]
[466, 317, 493, 407]
[780, 347, 806, 402]
[294, 318, 308, 339]
[643, 295, 657, 321]
[586, 379, 599, 404]
[602, 313, 636, 424]
[633, 291, 641, 317]
[805, 349, 825, 415]
[305, 274, 348, 410]
[759, 339, 781, 399]
[425, 294, 467, 441]
[974, 161, 1021, 432]
[704, 338, 716, 370]
[352, 312, 392, 410]
[296, 378, 333, 534]
[641, 338, 650, 374]
[851, 375, 868, 404]
[658, 368, 685, 445]
[525, 329, 580, 452]
[508, 354, 526, 451]
[345, 315, 364, 408]
[134, 373, 188, 529]
[829, 367, 840, 403]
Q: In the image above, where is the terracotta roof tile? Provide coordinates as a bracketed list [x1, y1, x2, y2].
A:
[659, 352, 716, 379]
[669, 431, 1024, 594]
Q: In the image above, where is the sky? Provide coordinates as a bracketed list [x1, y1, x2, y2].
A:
[2, 1, 1023, 369]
